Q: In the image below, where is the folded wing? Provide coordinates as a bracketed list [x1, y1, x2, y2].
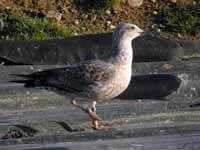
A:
[13, 60, 115, 94]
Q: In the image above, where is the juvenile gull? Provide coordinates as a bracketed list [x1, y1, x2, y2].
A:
[14, 23, 144, 129]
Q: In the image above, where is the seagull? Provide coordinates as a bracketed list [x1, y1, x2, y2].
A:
[14, 23, 144, 129]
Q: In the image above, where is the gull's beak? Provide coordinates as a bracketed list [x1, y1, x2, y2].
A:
[136, 27, 145, 36]
[139, 31, 146, 37]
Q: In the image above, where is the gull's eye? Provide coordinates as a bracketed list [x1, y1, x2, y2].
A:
[130, 26, 135, 30]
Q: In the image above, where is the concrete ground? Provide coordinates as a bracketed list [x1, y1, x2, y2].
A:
[0, 33, 200, 149]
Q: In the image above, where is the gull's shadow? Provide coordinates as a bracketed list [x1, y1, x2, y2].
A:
[55, 121, 85, 132]
[118, 74, 181, 100]
[0, 123, 38, 139]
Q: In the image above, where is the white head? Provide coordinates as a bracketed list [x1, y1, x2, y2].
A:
[110, 23, 144, 63]
[112, 23, 144, 43]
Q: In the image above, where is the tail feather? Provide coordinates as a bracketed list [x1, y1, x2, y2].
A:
[11, 74, 34, 78]
[11, 72, 46, 78]
[10, 79, 36, 87]
[11, 72, 47, 87]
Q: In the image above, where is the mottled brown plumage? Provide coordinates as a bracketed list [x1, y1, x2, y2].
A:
[21, 59, 115, 100]
[15, 23, 144, 129]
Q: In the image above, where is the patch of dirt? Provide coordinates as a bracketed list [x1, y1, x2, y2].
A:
[0, 0, 198, 40]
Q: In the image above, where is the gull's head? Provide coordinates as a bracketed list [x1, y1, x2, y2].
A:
[113, 23, 144, 41]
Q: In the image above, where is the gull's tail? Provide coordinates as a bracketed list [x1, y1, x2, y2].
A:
[11, 72, 48, 88]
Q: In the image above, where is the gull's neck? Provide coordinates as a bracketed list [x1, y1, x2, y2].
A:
[110, 35, 133, 66]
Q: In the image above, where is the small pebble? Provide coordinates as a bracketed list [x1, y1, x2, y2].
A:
[159, 24, 165, 28]
[169, 0, 176, 3]
[151, 0, 156, 3]
[82, 27, 86, 30]
[106, 21, 111, 25]
[110, 25, 116, 29]
[156, 28, 161, 32]
[121, 0, 126, 3]
[105, 10, 111, 15]
[75, 20, 79, 25]
[83, 14, 88, 19]
[74, 32, 78, 36]
[128, 0, 144, 7]
[46, 10, 62, 22]
[163, 63, 173, 71]
[177, 33, 181, 38]
[151, 24, 156, 29]
[5, 6, 11, 10]
[152, 11, 158, 15]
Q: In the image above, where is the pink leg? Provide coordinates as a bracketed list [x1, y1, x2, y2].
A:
[71, 100, 102, 129]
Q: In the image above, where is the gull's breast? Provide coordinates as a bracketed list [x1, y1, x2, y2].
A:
[93, 64, 132, 100]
